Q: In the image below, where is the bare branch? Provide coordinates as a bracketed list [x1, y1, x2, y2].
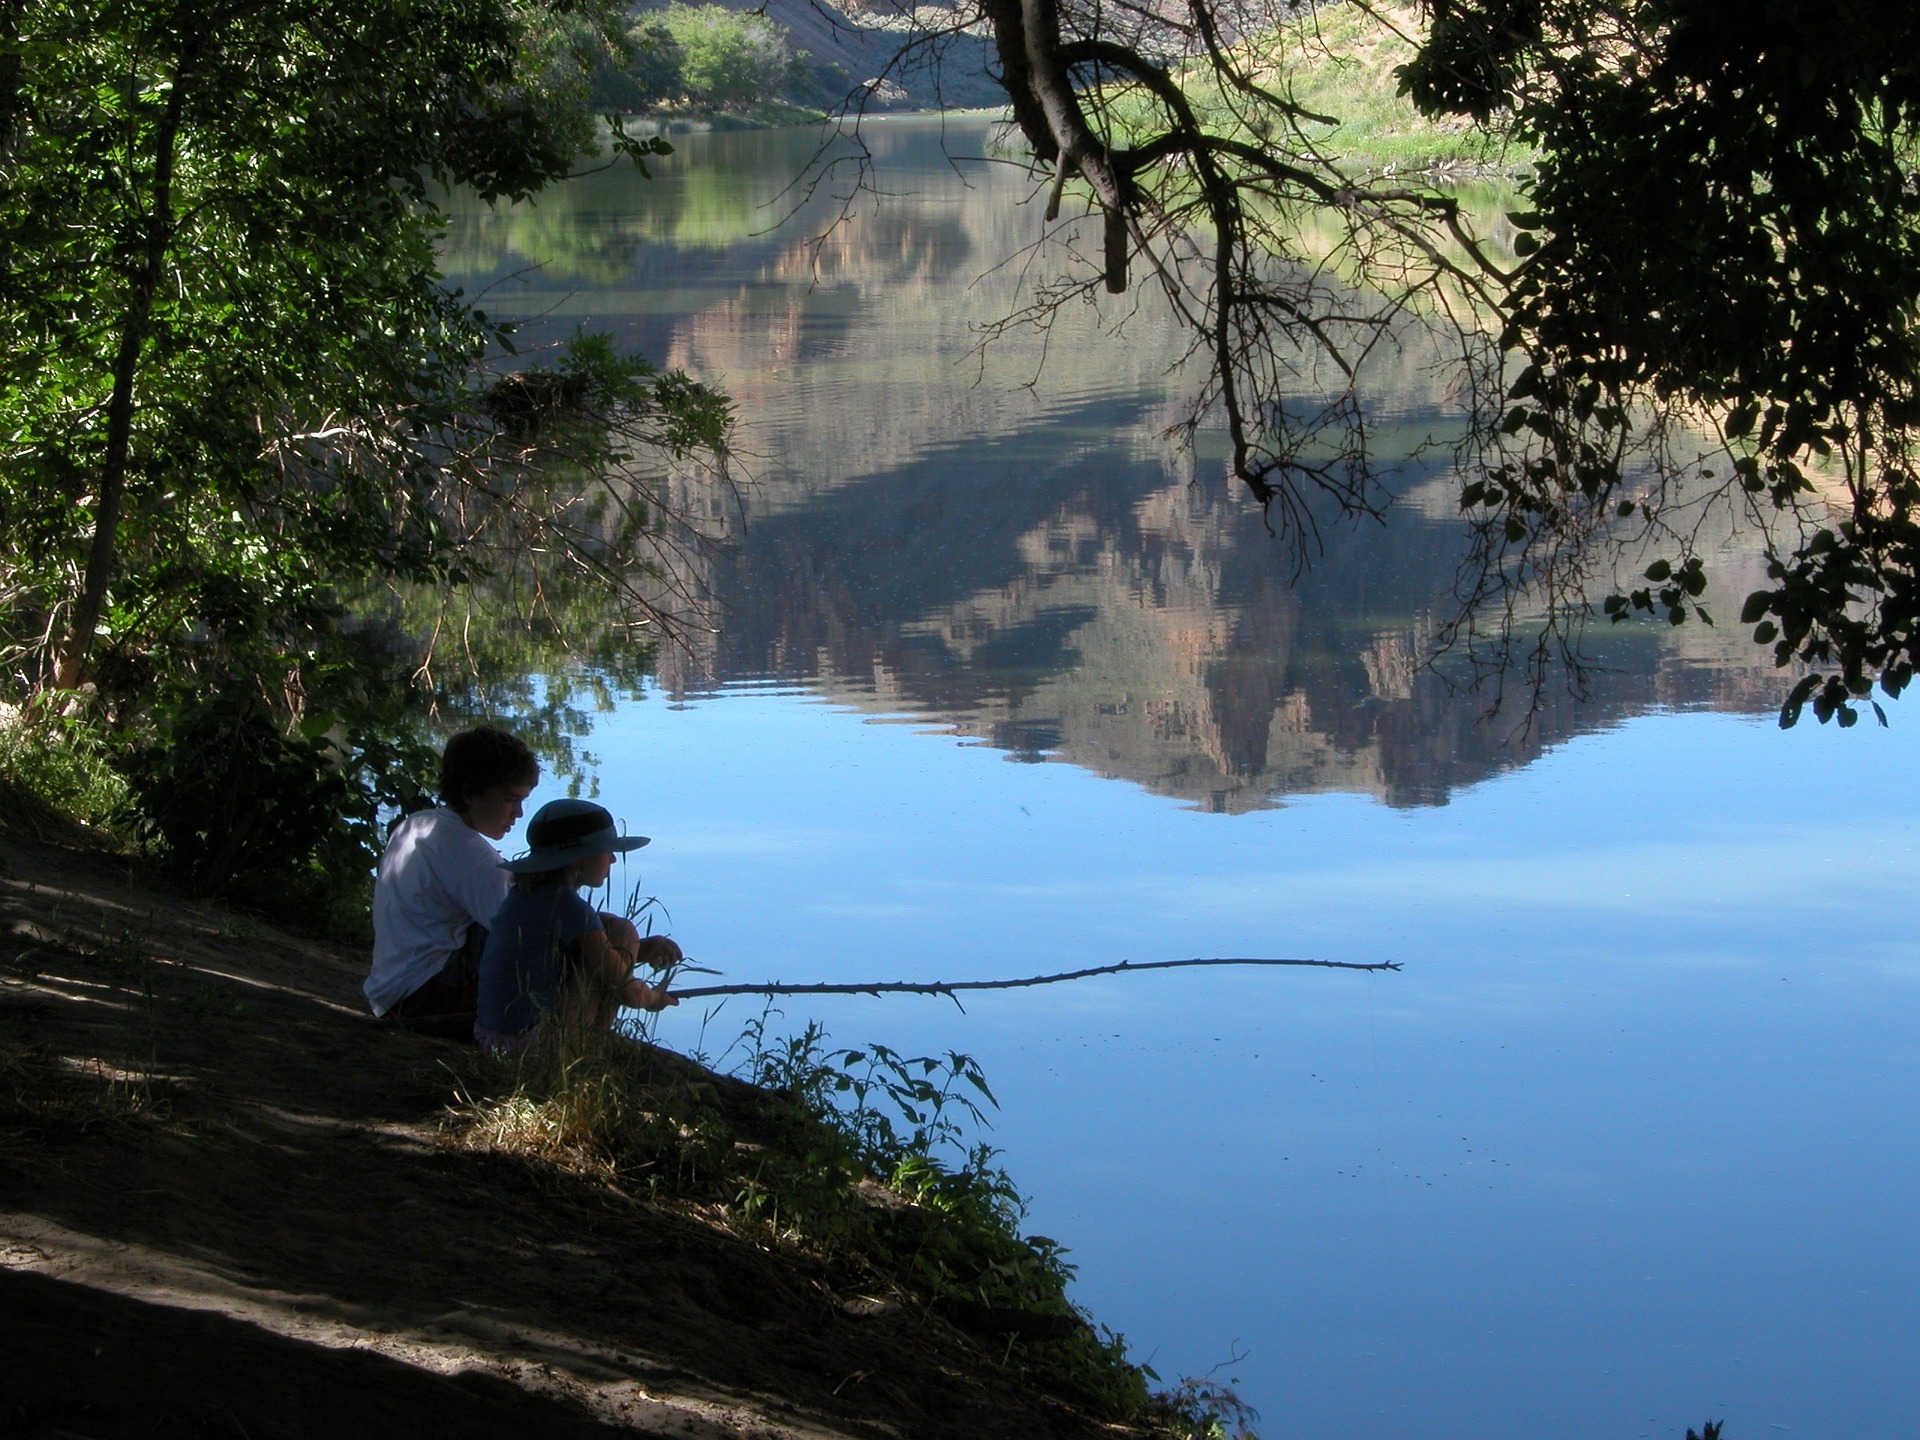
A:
[671, 954, 1402, 1001]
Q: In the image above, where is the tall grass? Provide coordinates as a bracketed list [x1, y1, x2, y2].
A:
[1272, 2, 1522, 173]
[0, 701, 130, 834]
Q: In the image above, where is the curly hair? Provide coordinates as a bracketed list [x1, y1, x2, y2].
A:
[438, 726, 538, 812]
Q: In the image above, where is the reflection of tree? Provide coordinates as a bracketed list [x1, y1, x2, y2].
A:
[355, 435, 735, 788]
[439, 150, 770, 284]
[440, 127, 895, 283]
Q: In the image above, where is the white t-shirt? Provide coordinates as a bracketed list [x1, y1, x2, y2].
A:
[364, 808, 511, 1016]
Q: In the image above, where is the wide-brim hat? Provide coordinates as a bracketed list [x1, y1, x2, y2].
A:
[502, 798, 649, 873]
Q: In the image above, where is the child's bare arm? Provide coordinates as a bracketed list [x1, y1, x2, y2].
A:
[579, 928, 677, 1011]
[597, 916, 683, 973]
[599, 912, 639, 956]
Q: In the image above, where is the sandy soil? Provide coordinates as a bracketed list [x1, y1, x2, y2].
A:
[0, 817, 1147, 1440]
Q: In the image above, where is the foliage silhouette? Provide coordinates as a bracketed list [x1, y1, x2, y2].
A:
[0, 0, 730, 895]
[885, 0, 1920, 722]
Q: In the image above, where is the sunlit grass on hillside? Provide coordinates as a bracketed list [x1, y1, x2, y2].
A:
[1110, 1, 1527, 176]
[1276, 2, 1522, 172]
[0, 704, 128, 834]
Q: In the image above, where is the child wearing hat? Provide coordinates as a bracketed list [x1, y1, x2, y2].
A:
[473, 798, 678, 1057]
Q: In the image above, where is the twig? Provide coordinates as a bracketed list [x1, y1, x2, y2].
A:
[670, 956, 1398, 1001]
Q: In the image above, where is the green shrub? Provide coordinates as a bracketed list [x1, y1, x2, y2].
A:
[111, 672, 435, 937]
[591, 20, 686, 112]
[0, 702, 129, 831]
[656, 5, 794, 111]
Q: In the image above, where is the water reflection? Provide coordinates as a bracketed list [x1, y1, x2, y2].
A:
[442, 118, 1790, 810]
[443, 118, 1920, 1440]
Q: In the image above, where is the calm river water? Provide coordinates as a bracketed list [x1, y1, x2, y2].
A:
[443, 118, 1920, 1438]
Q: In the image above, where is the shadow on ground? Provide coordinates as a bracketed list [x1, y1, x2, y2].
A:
[0, 825, 1133, 1440]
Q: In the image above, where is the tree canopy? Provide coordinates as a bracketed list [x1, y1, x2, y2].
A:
[1403, 0, 1920, 724]
[0, 0, 729, 904]
[951, 0, 1920, 724]
[9, 0, 1920, 904]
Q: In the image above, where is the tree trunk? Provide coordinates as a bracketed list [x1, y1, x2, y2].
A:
[981, 0, 1132, 293]
[49, 37, 194, 693]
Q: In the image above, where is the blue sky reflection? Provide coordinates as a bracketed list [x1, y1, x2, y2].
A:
[449, 115, 1920, 1440]
[505, 687, 1920, 1440]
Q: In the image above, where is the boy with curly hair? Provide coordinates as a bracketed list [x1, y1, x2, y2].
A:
[363, 726, 538, 1033]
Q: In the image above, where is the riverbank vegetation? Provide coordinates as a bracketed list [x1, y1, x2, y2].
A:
[586, 4, 848, 124]
[1100, 2, 1521, 176]
[0, 0, 733, 927]
[964, 0, 1920, 725]
[0, 813, 1242, 1437]
[451, 1015, 1167, 1420]
[1261, 4, 1516, 173]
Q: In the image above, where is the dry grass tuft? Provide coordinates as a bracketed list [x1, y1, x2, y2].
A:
[0, 1039, 165, 1162]
[445, 1023, 737, 1195]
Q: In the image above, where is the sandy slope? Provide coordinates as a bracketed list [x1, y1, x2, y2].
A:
[0, 817, 1142, 1440]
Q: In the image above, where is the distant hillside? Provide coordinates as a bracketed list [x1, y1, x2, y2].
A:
[612, 0, 1514, 165]
[1261, 2, 1516, 171]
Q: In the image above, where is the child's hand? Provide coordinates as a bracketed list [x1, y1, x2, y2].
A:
[633, 934, 684, 972]
[625, 978, 678, 1012]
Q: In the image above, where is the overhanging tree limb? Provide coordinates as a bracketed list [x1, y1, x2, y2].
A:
[965, 0, 1511, 527]
[670, 955, 1399, 1001]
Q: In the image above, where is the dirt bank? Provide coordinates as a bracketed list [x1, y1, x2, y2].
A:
[0, 816, 1152, 1440]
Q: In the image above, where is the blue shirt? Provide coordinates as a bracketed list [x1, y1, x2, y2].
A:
[474, 885, 604, 1036]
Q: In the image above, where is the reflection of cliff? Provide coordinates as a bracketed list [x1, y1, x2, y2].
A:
[651, 403, 1788, 810]
[441, 120, 1231, 507]
[446, 121, 1791, 810]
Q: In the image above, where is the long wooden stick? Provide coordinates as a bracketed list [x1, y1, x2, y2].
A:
[669, 956, 1398, 1002]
